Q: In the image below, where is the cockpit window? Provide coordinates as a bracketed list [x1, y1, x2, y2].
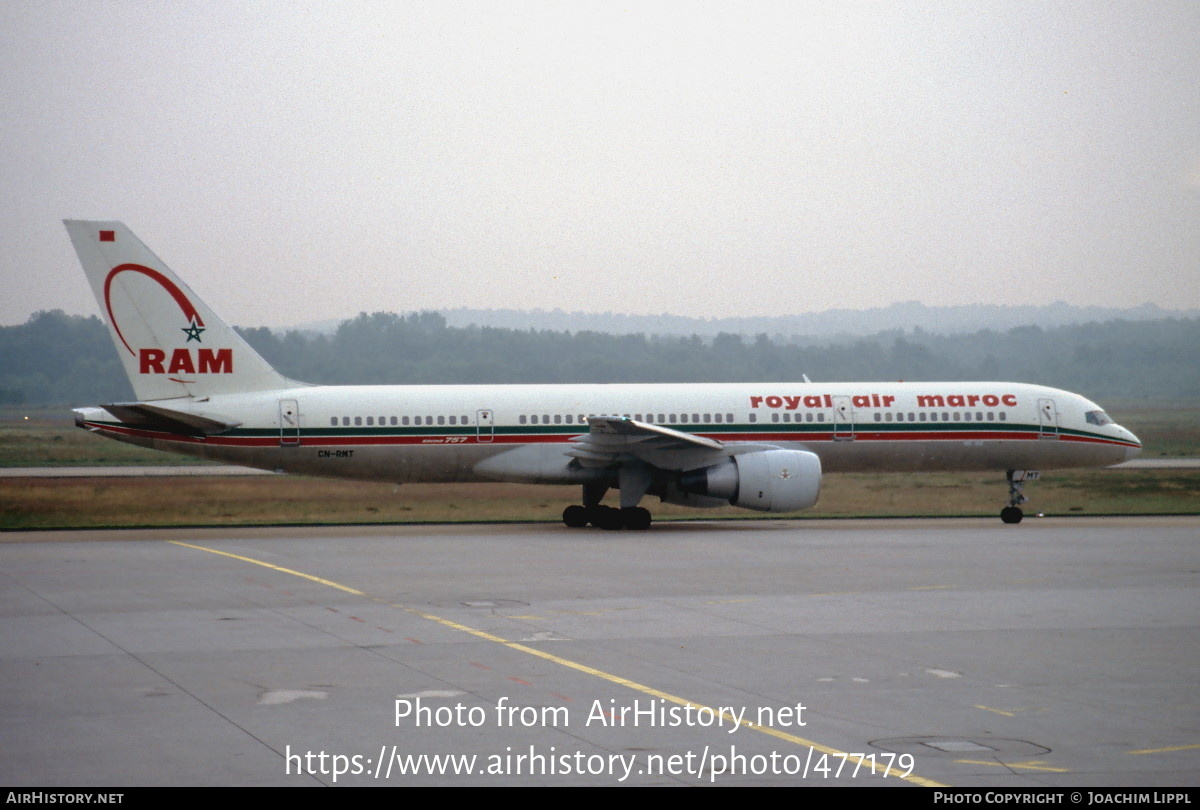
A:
[1085, 410, 1113, 426]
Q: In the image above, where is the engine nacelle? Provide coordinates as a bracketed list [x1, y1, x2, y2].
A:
[678, 449, 821, 513]
[658, 483, 732, 509]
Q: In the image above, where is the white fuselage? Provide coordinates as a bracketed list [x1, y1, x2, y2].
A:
[77, 380, 1142, 486]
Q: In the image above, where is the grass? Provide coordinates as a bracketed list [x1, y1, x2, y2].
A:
[3, 469, 1196, 531]
[0, 409, 213, 467]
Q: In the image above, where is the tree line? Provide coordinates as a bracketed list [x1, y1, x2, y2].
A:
[2, 309, 1196, 406]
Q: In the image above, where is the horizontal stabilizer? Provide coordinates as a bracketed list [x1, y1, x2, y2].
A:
[99, 402, 241, 435]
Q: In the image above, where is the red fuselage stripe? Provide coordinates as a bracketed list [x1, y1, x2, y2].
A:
[84, 422, 1140, 450]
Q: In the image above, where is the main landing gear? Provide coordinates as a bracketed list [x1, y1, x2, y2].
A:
[1001, 469, 1038, 524]
[562, 478, 654, 531]
[562, 504, 652, 530]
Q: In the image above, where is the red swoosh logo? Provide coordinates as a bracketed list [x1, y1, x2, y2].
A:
[104, 263, 204, 356]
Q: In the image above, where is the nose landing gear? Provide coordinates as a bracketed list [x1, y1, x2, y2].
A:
[1001, 469, 1039, 524]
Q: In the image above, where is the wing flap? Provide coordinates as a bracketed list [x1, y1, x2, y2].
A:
[570, 416, 729, 471]
[586, 416, 724, 449]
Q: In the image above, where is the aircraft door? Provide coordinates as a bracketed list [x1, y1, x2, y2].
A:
[476, 408, 494, 443]
[279, 399, 300, 446]
[1038, 398, 1059, 439]
[832, 396, 855, 441]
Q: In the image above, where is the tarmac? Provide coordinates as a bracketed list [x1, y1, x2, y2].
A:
[1, 516, 1197, 786]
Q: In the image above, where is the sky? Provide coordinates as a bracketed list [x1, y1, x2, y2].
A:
[2, 1, 1198, 327]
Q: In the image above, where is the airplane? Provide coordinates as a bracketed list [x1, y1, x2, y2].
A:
[64, 220, 1142, 529]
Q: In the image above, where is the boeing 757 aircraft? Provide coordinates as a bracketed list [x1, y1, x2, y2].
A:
[65, 221, 1142, 528]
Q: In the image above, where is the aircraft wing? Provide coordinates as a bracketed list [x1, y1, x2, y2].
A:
[567, 416, 730, 471]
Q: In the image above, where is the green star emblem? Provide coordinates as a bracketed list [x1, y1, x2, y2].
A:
[181, 318, 205, 343]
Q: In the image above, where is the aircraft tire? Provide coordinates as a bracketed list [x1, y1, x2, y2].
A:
[1000, 506, 1024, 524]
[562, 505, 589, 528]
[589, 506, 623, 530]
[620, 506, 652, 531]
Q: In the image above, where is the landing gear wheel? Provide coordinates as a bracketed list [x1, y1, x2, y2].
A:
[1002, 469, 1033, 524]
[562, 505, 588, 528]
[589, 505, 623, 530]
[620, 506, 652, 531]
[1000, 506, 1024, 524]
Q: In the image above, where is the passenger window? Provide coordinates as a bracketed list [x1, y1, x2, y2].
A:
[771, 413, 779, 423]
[437, 416, 445, 425]
[874, 413, 881, 422]
[748, 413, 757, 423]
[554, 415, 562, 424]
[354, 416, 362, 426]
[390, 417, 398, 426]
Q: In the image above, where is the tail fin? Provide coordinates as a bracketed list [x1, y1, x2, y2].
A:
[64, 220, 293, 401]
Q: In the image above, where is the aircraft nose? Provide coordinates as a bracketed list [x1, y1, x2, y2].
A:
[1121, 426, 1141, 460]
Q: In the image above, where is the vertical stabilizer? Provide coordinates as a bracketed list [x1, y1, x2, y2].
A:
[64, 220, 292, 401]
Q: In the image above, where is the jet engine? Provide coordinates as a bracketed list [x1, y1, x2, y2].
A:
[676, 448, 821, 513]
